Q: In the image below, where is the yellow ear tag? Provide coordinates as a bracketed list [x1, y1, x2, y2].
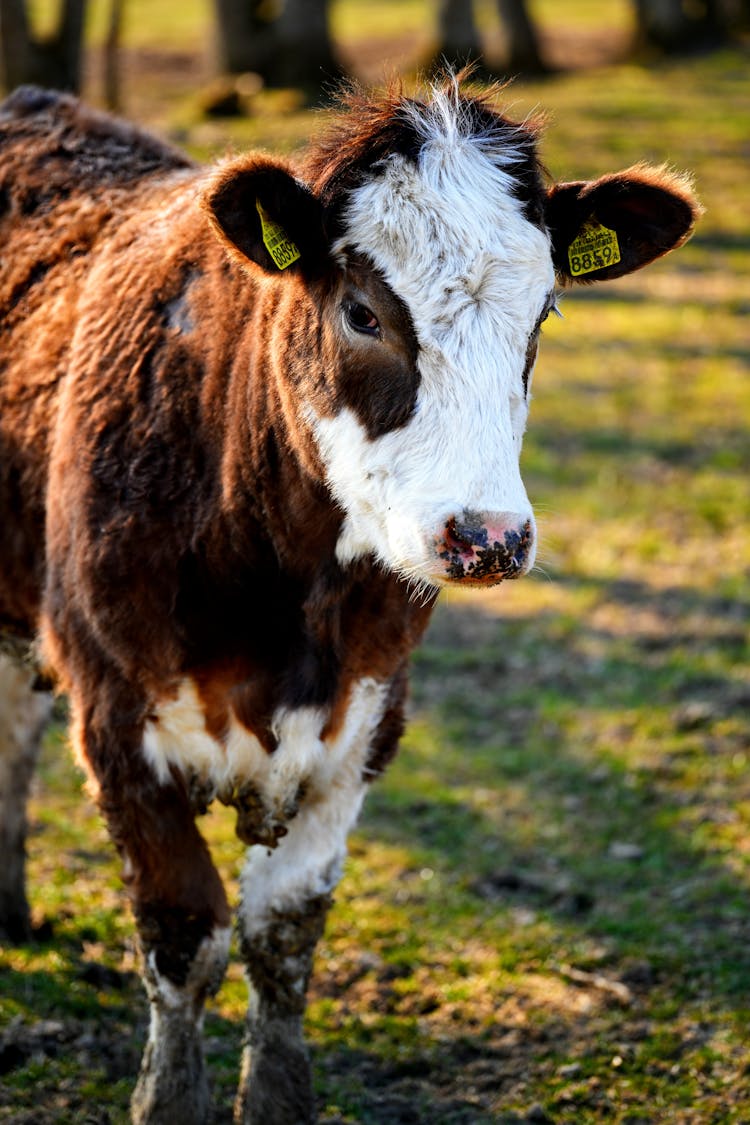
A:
[255, 199, 301, 270]
[568, 220, 621, 277]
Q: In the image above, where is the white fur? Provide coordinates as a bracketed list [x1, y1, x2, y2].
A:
[267, 705, 326, 806]
[142, 679, 244, 788]
[238, 677, 388, 938]
[141, 676, 387, 902]
[142, 680, 327, 814]
[310, 89, 554, 586]
[144, 923, 232, 1015]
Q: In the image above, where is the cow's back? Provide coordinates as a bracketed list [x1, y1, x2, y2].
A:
[0, 88, 196, 632]
[0, 85, 192, 194]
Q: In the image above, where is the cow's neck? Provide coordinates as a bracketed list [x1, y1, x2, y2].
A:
[211, 270, 340, 574]
[167, 247, 438, 714]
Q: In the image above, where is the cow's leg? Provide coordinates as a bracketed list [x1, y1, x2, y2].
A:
[0, 652, 52, 943]
[73, 699, 230, 1125]
[125, 790, 231, 1125]
[130, 868, 231, 1125]
[234, 778, 367, 1124]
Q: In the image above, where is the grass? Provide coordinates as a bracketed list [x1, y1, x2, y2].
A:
[1, 6, 749, 1123]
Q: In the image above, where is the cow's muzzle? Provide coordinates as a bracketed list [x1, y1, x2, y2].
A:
[434, 510, 535, 586]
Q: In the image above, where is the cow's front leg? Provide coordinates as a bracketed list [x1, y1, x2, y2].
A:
[79, 710, 230, 1125]
[124, 790, 231, 1125]
[131, 874, 231, 1125]
[236, 885, 331, 1125]
[0, 653, 52, 943]
[234, 783, 366, 1124]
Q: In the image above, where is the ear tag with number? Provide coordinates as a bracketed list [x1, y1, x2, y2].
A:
[568, 220, 621, 277]
[255, 200, 301, 270]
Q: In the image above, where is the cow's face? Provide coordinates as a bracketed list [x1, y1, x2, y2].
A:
[204, 85, 699, 591]
[312, 140, 554, 591]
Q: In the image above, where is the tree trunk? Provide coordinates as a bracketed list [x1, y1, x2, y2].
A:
[213, 0, 271, 78]
[56, 0, 86, 88]
[633, 0, 728, 51]
[0, 0, 87, 93]
[0, 0, 33, 91]
[496, 0, 547, 73]
[435, 0, 482, 67]
[104, 0, 124, 110]
[272, 0, 339, 91]
[213, 0, 339, 97]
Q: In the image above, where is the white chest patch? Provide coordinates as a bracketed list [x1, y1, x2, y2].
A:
[142, 677, 388, 824]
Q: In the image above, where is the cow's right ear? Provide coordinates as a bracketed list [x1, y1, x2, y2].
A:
[545, 164, 701, 285]
[202, 156, 329, 276]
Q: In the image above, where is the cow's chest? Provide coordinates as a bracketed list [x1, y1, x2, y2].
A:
[142, 676, 388, 846]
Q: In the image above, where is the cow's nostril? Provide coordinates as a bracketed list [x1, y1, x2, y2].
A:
[444, 513, 490, 554]
[443, 517, 476, 554]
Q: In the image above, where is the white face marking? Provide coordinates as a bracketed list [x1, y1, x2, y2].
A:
[310, 96, 554, 587]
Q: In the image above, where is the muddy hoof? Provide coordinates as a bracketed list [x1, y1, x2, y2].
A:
[235, 1029, 315, 1124]
[131, 1029, 210, 1125]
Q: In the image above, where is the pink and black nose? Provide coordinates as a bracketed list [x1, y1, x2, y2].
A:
[434, 511, 535, 585]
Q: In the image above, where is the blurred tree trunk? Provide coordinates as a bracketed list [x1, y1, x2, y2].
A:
[433, 0, 546, 76]
[632, 0, 728, 51]
[214, 0, 339, 93]
[496, 0, 546, 73]
[0, 0, 87, 93]
[435, 0, 482, 66]
[272, 0, 339, 88]
[214, 0, 269, 77]
[103, 0, 124, 110]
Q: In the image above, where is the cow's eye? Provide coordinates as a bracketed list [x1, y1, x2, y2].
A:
[345, 301, 380, 337]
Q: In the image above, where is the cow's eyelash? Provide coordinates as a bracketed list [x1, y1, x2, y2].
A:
[541, 297, 562, 326]
[535, 297, 563, 336]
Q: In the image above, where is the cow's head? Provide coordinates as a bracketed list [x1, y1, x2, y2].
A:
[204, 78, 700, 591]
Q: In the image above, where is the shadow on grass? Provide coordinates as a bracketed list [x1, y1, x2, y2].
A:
[322, 581, 750, 1118]
[361, 580, 750, 1004]
[316, 1039, 545, 1124]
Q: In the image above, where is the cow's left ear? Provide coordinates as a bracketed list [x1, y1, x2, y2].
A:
[202, 155, 330, 276]
[546, 164, 701, 285]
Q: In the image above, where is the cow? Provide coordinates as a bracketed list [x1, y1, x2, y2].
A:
[0, 76, 699, 1123]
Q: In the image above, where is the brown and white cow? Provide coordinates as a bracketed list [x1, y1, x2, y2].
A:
[0, 79, 698, 1123]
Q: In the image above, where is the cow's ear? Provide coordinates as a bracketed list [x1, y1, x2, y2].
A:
[202, 156, 329, 276]
[546, 164, 701, 285]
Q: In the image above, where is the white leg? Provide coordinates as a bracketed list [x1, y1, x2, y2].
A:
[235, 757, 369, 1124]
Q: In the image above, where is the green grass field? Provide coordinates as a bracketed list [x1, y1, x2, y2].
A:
[1, 5, 749, 1122]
